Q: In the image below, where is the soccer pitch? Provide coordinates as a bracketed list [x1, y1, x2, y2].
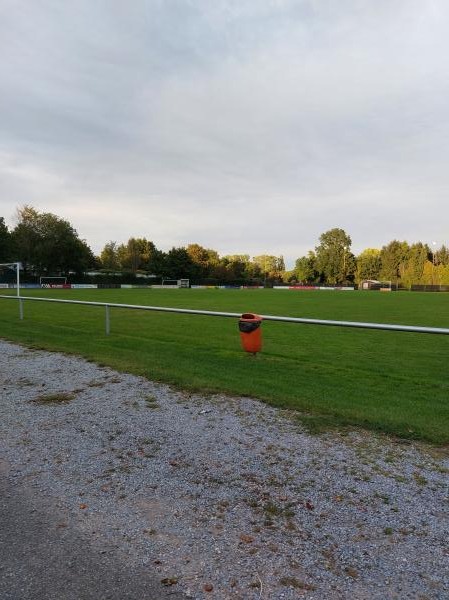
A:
[1, 288, 448, 445]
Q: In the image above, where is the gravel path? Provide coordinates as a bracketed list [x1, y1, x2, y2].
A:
[0, 340, 448, 599]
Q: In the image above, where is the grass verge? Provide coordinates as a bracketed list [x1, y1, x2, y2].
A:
[0, 288, 448, 445]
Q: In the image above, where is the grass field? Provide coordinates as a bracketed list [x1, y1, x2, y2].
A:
[1, 288, 448, 445]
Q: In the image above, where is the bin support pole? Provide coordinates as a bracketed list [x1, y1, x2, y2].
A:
[105, 305, 110, 335]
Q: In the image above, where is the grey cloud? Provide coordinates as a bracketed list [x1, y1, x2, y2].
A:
[1, 0, 448, 265]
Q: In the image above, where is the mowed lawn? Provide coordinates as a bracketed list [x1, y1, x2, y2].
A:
[1, 288, 448, 445]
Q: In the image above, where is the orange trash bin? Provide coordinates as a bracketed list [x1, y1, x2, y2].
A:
[239, 313, 263, 354]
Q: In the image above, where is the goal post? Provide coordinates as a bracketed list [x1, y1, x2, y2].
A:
[360, 280, 392, 291]
[39, 276, 67, 288]
[379, 281, 392, 292]
[161, 278, 190, 289]
[0, 262, 20, 297]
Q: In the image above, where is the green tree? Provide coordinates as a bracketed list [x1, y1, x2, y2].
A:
[187, 244, 212, 278]
[139, 239, 158, 271]
[100, 241, 120, 271]
[118, 238, 142, 272]
[12, 206, 94, 275]
[11, 207, 41, 274]
[0, 217, 12, 262]
[148, 248, 166, 276]
[356, 248, 381, 283]
[224, 254, 250, 264]
[294, 251, 318, 283]
[400, 243, 429, 288]
[437, 264, 449, 284]
[163, 247, 194, 279]
[203, 248, 221, 278]
[221, 255, 249, 281]
[116, 238, 159, 273]
[435, 245, 449, 266]
[252, 255, 286, 282]
[315, 228, 353, 284]
[379, 240, 410, 284]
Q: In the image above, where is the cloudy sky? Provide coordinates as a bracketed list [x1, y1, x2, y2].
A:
[0, 0, 448, 267]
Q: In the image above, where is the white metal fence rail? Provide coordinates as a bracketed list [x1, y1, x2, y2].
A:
[1, 294, 449, 336]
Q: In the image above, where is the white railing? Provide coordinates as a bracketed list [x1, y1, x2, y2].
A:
[1, 294, 449, 336]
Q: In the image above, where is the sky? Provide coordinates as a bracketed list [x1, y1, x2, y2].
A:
[0, 0, 448, 268]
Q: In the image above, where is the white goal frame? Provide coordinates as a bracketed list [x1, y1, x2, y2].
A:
[361, 280, 392, 291]
[0, 262, 20, 297]
[39, 276, 67, 288]
[161, 278, 190, 289]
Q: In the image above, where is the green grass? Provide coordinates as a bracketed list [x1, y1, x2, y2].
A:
[0, 288, 448, 444]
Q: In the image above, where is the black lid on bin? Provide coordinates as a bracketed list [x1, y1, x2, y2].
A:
[239, 320, 261, 333]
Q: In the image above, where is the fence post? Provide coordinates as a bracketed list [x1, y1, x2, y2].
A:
[19, 298, 23, 321]
[105, 305, 110, 335]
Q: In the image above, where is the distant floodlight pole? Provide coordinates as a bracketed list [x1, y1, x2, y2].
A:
[432, 241, 437, 286]
[342, 246, 347, 285]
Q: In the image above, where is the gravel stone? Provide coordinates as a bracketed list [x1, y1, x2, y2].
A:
[0, 340, 448, 599]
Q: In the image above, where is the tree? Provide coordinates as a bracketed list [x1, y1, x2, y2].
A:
[204, 248, 221, 278]
[148, 248, 166, 276]
[186, 244, 213, 278]
[12, 206, 94, 275]
[252, 255, 286, 282]
[100, 241, 120, 271]
[114, 238, 158, 273]
[221, 255, 248, 281]
[435, 245, 449, 266]
[117, 238, 142, 272]
[400, 243, 429, 288]
[163, 247, 194, 279]
[0, 217, 12, 262]
[294, 252, 318, 283]
[356, 248, 381, 283]
[379, 240, 410, 283]
[11, 207, 41, 274]
[437, 264, 449, 284]
[315, 228, 353, 284]
[138, 239, 158, 272]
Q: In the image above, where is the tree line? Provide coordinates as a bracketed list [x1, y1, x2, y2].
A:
[99, 239, 285, 283]
[293, 228, 449, 287]
[1, 207, 448, 286]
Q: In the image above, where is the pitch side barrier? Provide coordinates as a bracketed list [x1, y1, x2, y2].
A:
[1, 295, 449, 337]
